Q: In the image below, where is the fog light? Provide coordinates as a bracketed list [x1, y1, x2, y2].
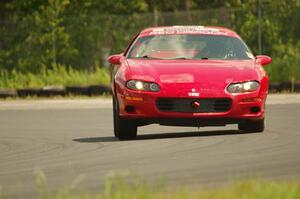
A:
[250, 106, 260, 113]
[125, 105, 135, 113]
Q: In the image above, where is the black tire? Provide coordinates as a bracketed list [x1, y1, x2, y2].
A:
[238, 118, 265, 132]
[113, 96, 137, 140]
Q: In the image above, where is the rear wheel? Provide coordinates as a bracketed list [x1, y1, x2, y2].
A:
[238, 118, 265, 132]
[113, 97, 137, 140]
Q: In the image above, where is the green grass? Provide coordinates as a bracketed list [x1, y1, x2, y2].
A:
[0, 65, 110, 89]
[40, 177, 300, 199]
[2, 171, 298, 199]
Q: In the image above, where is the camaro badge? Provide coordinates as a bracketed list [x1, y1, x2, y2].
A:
[188, 88, 200, 97]
[191, 101, 201, 109]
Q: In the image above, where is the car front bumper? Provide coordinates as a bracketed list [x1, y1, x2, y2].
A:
[116, 89, 267, 126]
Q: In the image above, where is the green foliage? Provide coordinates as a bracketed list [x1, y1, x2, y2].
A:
[1, 0, 300, 85]
[0, 65, 109, 89]
[269, 43, 300, 82]
[19, 0, 77, 72]
[230, 0, 300, 82]
[230, 1, 280, 55]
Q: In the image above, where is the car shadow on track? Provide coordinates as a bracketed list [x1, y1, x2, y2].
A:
[73, 130, 259, 143]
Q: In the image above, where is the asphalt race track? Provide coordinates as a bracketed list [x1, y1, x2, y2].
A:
[0, 94, 300, 198]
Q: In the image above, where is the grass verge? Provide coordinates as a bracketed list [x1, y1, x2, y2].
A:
[1, 171, 299, 199]
[0, 66, 110, 89]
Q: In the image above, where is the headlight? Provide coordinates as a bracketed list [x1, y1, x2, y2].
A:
[227, 81, 260, 93]
[126, 80, 160, 92]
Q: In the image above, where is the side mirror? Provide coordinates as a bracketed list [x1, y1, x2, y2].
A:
[107, 54, 122, 65]
[256, 55, 272, 66]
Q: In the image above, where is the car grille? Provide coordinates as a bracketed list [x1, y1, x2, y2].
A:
[156, 98, 232, 113]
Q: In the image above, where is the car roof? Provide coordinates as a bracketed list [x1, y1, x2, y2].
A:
[139, 26, 240, 38]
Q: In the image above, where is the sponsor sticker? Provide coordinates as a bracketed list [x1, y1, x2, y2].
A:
[188, 88, 200, 97]
[149, 26, 228, 36]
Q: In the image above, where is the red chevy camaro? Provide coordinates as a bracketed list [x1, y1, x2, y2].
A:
[108, 26, 272, 140]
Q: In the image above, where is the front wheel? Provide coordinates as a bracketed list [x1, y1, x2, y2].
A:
[113, 97, 137, 140]
[238, 118, 265, 133]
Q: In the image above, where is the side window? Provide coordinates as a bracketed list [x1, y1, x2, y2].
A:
[124, 33, 141, 56]
[129, 41, 142, 57]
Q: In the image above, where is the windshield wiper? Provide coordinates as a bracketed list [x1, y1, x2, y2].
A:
[167, 57, 191, 60]
[174, 57, 190, 60]
[138, 55, 161, 59]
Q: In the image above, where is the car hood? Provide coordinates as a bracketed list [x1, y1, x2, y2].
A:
[126, 59, 261, 96]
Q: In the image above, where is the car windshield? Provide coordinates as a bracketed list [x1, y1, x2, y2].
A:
[127, 34, 254, 60]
